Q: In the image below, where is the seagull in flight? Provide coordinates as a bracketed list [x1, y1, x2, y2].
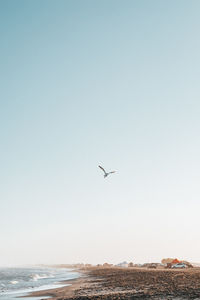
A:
[98, 165, 116, 178]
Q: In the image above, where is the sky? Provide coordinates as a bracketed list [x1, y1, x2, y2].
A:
[1, 0, 200, 266]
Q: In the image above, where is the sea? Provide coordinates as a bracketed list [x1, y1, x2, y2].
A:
[0, 266, 79, 300]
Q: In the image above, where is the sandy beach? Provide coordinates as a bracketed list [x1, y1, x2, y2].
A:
[26, 267, 200, 299]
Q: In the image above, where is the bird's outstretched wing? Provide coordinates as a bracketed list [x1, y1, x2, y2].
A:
[108, 171, 116, 174]
[98, 165, 106, 174]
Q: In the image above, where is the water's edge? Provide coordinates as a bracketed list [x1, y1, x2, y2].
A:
[0, 267, 80, 300]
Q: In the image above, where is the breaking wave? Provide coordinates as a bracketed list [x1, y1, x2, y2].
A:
[31, 273, 54, 281]
[0, 267, 79, 299]
[10, 281, 18, 285]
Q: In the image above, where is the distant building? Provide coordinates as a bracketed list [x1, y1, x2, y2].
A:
[103, 263, 113, 268]
[161, 258, 174, 265]
[85, 264, 92, 268]
[116, 261, 129, 268]
[171, 258, 180, 264]
[128, 262, 134, 267]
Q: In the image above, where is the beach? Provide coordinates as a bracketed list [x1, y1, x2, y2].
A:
[0, 267, 79, 300]
[26, 267, 200, 299]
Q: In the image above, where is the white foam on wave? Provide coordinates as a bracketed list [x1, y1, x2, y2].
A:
[1, 282, 69, 296]
[10, 280, 18, 284]
[31, 274, 54, 281]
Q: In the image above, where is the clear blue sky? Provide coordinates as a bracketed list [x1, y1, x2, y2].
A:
[1, 0, 200, 266]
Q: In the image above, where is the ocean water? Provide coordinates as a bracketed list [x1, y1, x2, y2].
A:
[0, 266, 79, 300]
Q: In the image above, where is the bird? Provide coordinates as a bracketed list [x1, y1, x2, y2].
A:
[98, 165, 116, 178]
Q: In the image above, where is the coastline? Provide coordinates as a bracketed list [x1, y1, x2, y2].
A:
[23, 272, 87, 299]
[24, 267, 200, 300]
[0, 267, 79, 300]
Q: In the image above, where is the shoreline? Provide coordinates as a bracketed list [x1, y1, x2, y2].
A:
[23, 273, 88, 299]
[23, 267, 200, 300]
[13, 268, 82, 300]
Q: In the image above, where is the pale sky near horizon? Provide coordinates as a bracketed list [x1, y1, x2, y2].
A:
[1, 0, 200, 266]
